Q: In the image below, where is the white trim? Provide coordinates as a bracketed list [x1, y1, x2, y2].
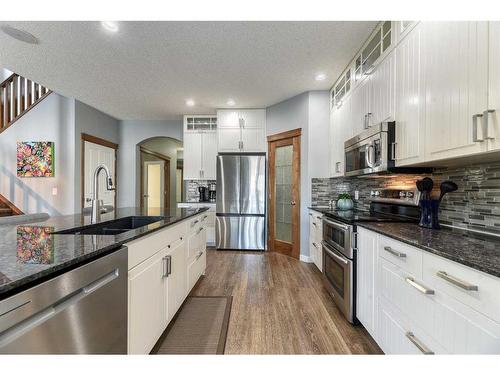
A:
[300, 255, 312, 263]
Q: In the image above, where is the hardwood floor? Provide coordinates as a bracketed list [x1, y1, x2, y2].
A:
[191, 249, 383, 354]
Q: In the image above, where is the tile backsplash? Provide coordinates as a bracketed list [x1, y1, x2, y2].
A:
[184, 180, 216, 202]
[311, 160, 500, 235]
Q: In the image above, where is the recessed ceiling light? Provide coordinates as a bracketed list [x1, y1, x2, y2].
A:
[186, 99, 195, 107]
[315, 73, 326, 81]
[1, 25, 38, 44]
[101, 21, 119, 33]
[227, 99, 235, 106]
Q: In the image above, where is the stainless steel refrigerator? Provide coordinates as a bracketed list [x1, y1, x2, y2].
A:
[216, 154, 266, 250]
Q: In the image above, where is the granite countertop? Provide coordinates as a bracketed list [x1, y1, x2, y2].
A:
[0, 206, 209, 299]
[357, 222, 500, 278]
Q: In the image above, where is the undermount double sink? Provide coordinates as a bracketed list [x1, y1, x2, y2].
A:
[54, 216, 167, 236]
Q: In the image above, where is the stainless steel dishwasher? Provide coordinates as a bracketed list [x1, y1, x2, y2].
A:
[0, 246, 128, 354]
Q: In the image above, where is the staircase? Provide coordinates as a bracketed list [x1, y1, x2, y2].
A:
[0, 194, 23, 217]
[0, 73, 52, 134]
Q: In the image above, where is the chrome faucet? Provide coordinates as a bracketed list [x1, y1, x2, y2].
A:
[91, 164, 115, 223]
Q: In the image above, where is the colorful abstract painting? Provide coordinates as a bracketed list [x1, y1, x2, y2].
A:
[17, 141, 54, 177]
[17, 226, 54, 265]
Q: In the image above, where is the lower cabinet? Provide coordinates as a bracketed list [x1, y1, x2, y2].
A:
[178, 203, 215, 246]
[357, 228, 500, 354]
[308, 210, 323, 271]
[127, 213, 207, 354]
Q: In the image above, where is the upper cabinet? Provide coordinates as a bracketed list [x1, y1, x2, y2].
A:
[487, 22, 500, 151]
[423, 22, 489, 161]
[394, 23, 425, 166]
[330, 95, 351, 177]
[183, 115, 218, 180]
[217, 109, 266, 152]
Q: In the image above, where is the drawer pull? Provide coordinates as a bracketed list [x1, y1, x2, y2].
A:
[436, 271, 478, 291]
[405, 332, 434, 355]
[405, 277, 434, 295]
[384, 246, 406, 258]
[312, 242, 318, 249]
[312, 222, 317, 227]
[195, 251, 203, 260]
[316, 216, 322, 220]
[197, 227, 204, 234]
[191, 220, 199, 227]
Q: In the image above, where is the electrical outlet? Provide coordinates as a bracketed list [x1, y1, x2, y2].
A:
[354, 190, 359, 200]
[52, 187, 58, 196]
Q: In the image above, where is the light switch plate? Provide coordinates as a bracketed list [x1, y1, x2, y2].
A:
[354, 190, 359, 200]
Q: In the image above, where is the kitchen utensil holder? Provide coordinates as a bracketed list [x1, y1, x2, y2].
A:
[419, 199, 440, 229]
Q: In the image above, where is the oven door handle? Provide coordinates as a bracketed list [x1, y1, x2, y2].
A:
[322, 242, 349, 265]
[322, 218, 349, 231]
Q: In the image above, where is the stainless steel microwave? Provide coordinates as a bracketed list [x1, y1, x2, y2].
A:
[344, 122, 431, 177]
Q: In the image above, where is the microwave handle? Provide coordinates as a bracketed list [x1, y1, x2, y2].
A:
[365, 143, 375, 168]
[390, 142, 396, 161]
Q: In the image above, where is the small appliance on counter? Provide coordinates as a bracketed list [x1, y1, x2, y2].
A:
[198, 186, 209, 202]
[208, 183, 216, 202]
[416, 178, 458, 229]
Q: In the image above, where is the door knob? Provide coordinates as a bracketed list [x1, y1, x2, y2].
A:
[291, 201, 296, 206]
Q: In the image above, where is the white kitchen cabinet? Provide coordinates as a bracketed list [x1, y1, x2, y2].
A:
[183, 115, 218, 180]
[329, 98, 351, 177]
[183, 132, 203, 180]
[394, 23, 426, 166]
[356, 227, 378, 338]
[486, 21, 500, 151]
[128, 247, 168, 354]
[308, 210, 323, 271]
[349, 77, 370, 135]
[178, 203, 216, 246]
[166, 237, 187, 320]
[423, 21, 489, 161]
[369, 51, 395, 127]
[329, 106, 341, 177]
[217, 109, 266, 152]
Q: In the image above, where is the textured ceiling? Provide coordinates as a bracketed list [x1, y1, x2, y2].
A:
[0, 21, 377, 120]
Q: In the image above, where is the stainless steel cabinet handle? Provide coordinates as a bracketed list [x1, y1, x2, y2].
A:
[472, 114, 484, 142]
[405, 277, 435, 295]
[483, 109, 496, 140]
[406, 332, 434, 354]
[166, 255, 172, 276]
[191, 219, 199, 227]
[436, 271, 478, 291]
[367, 112, 372, 128]
[312, 242, 318, 249]
[383, 246, 406, 258]
[335, 162, 341, 173]
[197, 227, 204, 234]
[316, 216, 322, 220]
[363, 114, 368, 129]
[312, 222, 317, 227]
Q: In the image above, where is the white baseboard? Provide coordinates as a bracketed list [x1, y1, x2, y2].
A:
[300, 255, 312, 263]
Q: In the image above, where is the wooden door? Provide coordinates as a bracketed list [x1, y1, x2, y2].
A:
[82, 136, 117, 210]
[423, 21, 488, 161]
[268, 129, 301, 259]
[143, 161, 165, 209]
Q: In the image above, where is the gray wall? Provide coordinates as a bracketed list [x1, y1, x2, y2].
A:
[74, 100, 120, 213]
[1, 68, 12, 81]
[117, 119, 183, 208]
[140, 137, 183, 209]
[267, 91, 330, 259]
[0, 94, 76, 215]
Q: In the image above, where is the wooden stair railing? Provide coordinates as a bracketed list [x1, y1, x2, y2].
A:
[0, 193, 23, 217]
[0, 73, 52, 134]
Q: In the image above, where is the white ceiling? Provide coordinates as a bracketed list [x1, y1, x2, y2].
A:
[0, 21, 377, 120]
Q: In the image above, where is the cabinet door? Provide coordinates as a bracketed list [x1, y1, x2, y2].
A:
[166, 238, 187, 320]
[239, 109, 266, 129]
[217, 110, 240, 128]
[218, 128, 241, 152]
[241, 127, 266, 152]
[487, 22, 500, 151]
[350, 77, 370, 135]
[423, 21, 488, 161]
[128, 249, 167, 354]
[183, 132, 203, 180]
[356, 228, 378, 338]
[369, 51, 395, 126]
[201, 132, 217, 179]
[330, 105, 345, 177]
[395, 24, 426, 166]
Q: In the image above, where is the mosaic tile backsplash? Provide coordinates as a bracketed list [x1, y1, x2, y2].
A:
[184, 180, 216, 202]
[311, 160, 500, 235]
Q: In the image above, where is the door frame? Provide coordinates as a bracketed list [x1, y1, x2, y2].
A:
[139, 146, 171, 211]
[81, 133, 118, 211]
[143, 160, 165, 210]
[267, 128, 301, 259]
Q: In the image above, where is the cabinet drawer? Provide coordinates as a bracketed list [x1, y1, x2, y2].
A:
[378, 235, 422, 276]
[378, 297, 446, 354]
[380, 258, 500, 354]
[187, 214, 203, 233]
[127, 222, 185, 270]
[187, 226, 206, 260]
[200, 211, 215, 226]
[187, 249, 206, 292]
[422, 252, 500, 323]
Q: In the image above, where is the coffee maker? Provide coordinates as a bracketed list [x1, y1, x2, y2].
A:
[198, 186, 209, 202]
[208, 183, 216, 202]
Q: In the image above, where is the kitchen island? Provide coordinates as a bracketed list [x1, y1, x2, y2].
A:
[0, 207, 209, 354]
